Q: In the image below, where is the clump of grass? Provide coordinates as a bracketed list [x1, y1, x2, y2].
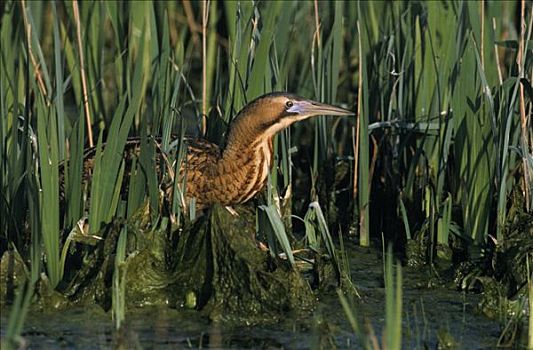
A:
[356, 1, 531, 260]
[338, 245, 403, 350]
[1, 1, 531, 347]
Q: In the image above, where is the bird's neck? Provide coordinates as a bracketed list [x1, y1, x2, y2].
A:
[216, 122, 274, 204]
[222, 119, 264, 155]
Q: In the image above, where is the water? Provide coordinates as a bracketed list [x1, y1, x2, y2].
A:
[1, 244, 503, 349]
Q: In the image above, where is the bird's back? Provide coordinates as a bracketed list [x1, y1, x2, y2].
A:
[60, 137, 224, 212]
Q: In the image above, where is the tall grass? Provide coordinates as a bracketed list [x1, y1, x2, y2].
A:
[356, 1, 530, 256]
[0, 0, 531, 346]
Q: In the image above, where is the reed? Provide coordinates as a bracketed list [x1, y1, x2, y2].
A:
[338, 245, 403, 350]
[526, 254, 533, 348]
[355, 1, 529, 262]
[0, 1, 530, 347]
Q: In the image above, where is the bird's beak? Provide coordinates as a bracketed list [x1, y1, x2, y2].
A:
[287, 99, 354, 118]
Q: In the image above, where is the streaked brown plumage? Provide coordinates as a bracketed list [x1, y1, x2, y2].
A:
[75, 92, 353, 209]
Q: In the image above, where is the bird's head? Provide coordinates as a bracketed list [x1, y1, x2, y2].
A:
[227, 92, 354, 146]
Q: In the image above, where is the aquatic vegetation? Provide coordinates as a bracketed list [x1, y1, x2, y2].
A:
[338, 245, 402, 350]
[0, 0, 532, 348]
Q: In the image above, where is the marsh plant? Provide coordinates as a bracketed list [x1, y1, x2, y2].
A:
[1, 0, 532, 348]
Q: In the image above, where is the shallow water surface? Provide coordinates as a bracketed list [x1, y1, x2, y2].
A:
[1, 245, 502, 349]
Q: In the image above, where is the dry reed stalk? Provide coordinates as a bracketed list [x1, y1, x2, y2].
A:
[20, 0, 49, 105]
[72, 0, 94, 147]
[201, 0, 210, 136]
[313, 0, 321, 46]
[492, 18, 503, 85]
[183, 0, 200, 44]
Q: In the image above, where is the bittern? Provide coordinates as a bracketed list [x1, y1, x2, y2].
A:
[78, 92, 353, 209]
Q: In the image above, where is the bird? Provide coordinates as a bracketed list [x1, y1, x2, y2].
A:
[76, 92, 353, 210]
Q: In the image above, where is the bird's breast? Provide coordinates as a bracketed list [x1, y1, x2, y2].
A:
[236, 137, 273, 203]
[185, 137, 274, 207]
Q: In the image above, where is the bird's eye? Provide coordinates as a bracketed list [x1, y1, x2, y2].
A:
[285, 101, 293, 109]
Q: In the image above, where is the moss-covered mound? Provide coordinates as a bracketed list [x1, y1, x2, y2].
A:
[122, 204, 316, 323]
[3, 204, 317, 323]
